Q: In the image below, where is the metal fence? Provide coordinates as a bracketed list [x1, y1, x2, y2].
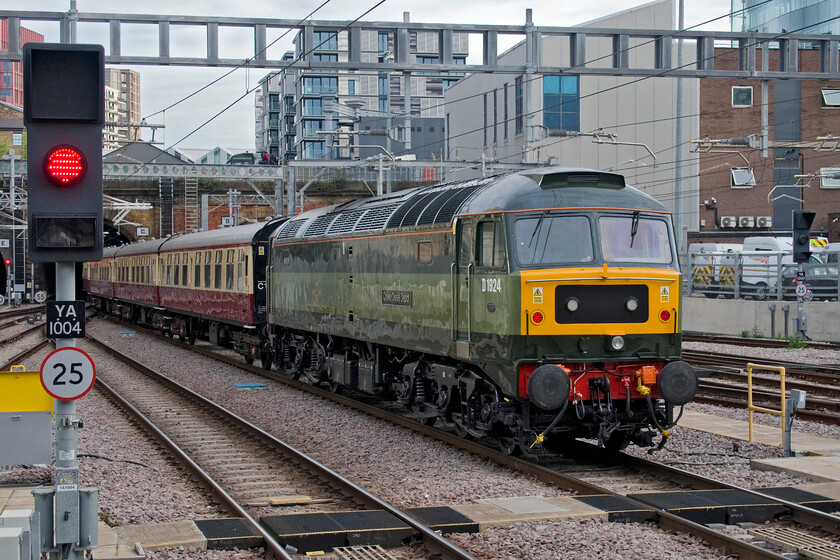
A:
[687, 250, 840, 301]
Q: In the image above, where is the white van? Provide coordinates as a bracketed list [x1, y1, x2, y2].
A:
[688, 243, 741, 297]
[823, 242, 840, 264]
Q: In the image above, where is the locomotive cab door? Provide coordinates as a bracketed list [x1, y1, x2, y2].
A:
[453, 218, 474, 359]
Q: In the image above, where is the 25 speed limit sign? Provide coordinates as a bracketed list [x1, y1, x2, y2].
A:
[40, 347, 96, 401]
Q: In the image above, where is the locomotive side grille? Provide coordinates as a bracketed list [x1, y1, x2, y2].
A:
[329, 209, 367, 234]
[555, 285, 649, 324]
[276, 219, 307, 239]
[355, 203, 402, 231]
[304, 215, 336, 237]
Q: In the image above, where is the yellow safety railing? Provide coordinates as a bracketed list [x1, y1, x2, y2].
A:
[746, 362, 785, 448]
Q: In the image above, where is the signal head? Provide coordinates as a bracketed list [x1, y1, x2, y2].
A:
[44, 146, 86, 186]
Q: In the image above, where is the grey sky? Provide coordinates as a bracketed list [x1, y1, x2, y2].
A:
[5, 1, 731, 151]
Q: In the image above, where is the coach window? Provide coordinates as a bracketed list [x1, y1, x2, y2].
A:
[193, 253, 200, 288]
[226, 249, 235, 290]
[173, 255, 180, 286]
[204, 251, 212, 288]
[237, 250, 244, 291]
[477, 221, 505, 269]
[182, 254, 188, 286]
[215, 250, 223, 289]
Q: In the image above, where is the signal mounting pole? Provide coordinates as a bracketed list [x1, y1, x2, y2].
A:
[24, 42, 104, 560]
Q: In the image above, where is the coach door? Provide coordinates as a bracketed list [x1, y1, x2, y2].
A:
[453, 218, 473, 359]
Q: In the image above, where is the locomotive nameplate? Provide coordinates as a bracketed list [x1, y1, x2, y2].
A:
[382, 290, 413, 307]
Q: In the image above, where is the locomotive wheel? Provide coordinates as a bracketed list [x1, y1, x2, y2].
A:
[498, 435, 522, 456]
[260, 352, 273, 371]
[188, 330, 196, 345]
[603, 432, 629, 452]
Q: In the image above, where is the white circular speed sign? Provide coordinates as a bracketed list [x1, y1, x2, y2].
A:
[796, 283, 808, 297]
[34, 290, 47, 303]
[40, 347, 96, 401]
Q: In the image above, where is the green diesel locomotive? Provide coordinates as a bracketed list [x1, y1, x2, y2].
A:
[265, 167, 697, 455]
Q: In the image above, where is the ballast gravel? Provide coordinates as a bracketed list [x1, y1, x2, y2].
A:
[3, 322, 834, 559]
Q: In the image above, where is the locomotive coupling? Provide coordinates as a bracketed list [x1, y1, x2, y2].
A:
[527, 364, 571, 411]
[656, 360, 698, 406]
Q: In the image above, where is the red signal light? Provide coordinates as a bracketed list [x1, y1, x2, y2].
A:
[44, 146, 86, 186]
[531, 310, 544, 324]
[659, 309, 671, 322]
[3, 259, 10, 266]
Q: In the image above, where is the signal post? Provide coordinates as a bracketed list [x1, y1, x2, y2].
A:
[24, 43, 104, 560]
[792, 210, 816, 338]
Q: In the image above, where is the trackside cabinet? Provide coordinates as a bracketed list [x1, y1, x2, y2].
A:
[0, 365, 53, 465]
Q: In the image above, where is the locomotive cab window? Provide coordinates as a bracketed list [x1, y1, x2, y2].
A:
[514, 214, 594, 265]
[599, 215, 673, 264]
[477, 221, 505, 269]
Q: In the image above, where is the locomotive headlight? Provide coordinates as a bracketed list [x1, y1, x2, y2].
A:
[565, 297, 580, 312]
[625, 297, 639, 312]
[610, 335, 625, 351]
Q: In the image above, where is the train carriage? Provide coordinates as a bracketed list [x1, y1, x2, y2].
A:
[265, 168, 698, 454]
[85, 220, 284, 362]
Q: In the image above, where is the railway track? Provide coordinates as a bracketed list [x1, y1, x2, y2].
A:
[83, 333, 477, 560]
[0, 305, 45, 323]
[685, 331, 840, 351]
[684, 349, 840, 423]
[100, 315, 840, 559]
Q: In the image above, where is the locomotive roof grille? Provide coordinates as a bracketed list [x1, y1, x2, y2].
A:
[399, 190, 444, 227]
[432, 184, 484, 223]
[328, 209, 367, 234]
[529, 171, 626, 189]
[355, 203, 403, 230]
[304, 214, 336, 237]
[276, 218, 307, 238]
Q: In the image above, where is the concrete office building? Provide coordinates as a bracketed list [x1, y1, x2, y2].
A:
[444, 0, 699, 240]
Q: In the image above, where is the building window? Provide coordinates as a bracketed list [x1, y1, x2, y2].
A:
[820, 167, 840, 188]
[347, 79, 355, 95]
[269, 112, 279, 127]
[302, 76, 337, 94]
[269, 93, 281, 110]
[313, 31, 338, 51]
[303, 140, 326, 159]
[544, 75, 579, 132]
[378, 75, 388, 95]
[417, 56, 438, 64]
[379, 98, 388, 114]
[303, 119, 325, 136]
[821, 89, 840, 107]
[732, 86, 753, 108]
[12, 133, 22, 146]
[313, 53, 338, 62]
[515, 77, 523, 135]
[378, 32, 389, 54]
[731, 168, 756, 188]
[302, 98, 324, 116]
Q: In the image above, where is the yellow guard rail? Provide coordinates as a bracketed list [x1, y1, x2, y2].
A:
[746, 362, 786, 449]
